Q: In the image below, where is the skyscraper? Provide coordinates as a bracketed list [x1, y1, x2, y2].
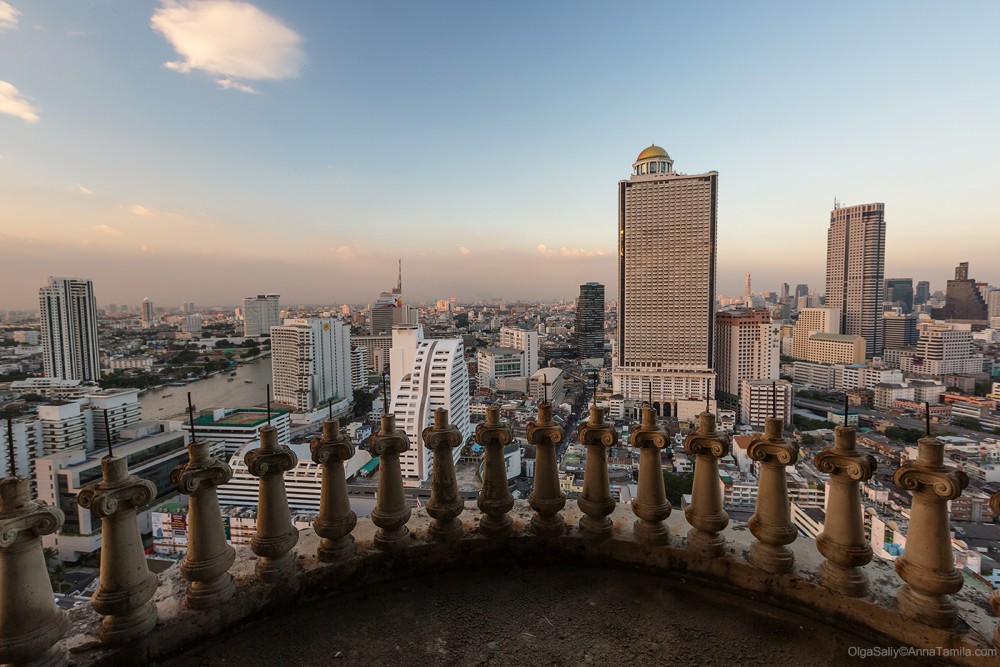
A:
[936, 262, 988, 321]
[270, 318, 352, 412]
[612, 145, 717, 420]
[714, 309, 779, 402]
[882, 311, 919, 351]
[883, 278, 913, 314]
[39, 277, 101, 382]
[825, 202, 885, 358]
[498, 326, 539, 375]
[914, 281, 931, 306]
[574, 282, 605, 361]
[140, 298, 154, 329]
[242, 294, 281, 337]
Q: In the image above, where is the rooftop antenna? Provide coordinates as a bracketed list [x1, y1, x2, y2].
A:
[705, 396, 711, 414]
[328, 397, 333, 422]
[542, 374, 549, 404]
[381, 372, 390, 414]
[591, 369, 598, 407]
[771, 381, 777, 420]
[266, 383, 272, 427]
[843, 393, 850, 426]
[647, 382, 652, 409]
[187, 392, 198, 444]
[5, 419, 15, 477]
[103, 409, 114, 459]
[924, 401, 932, 437]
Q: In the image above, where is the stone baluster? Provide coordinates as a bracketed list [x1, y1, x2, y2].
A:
[628, 406, 671, 545]
[0, 477, 68, 667]
[526, 401, 566, 537]
[476, 406, 514, 538]
[369, 413, 412, 549]
[577, 404, 619, 541]
[170, 438, 235, 608]
[813, 425, 877, 597]
[245, 424, 299, 581]
[893, 434, 969, 627]
[422, 408, 465, 542]
[991, 490, 1000, 648]
[310, 417, 358, 560]
[683, 409, 729, 555]
[77, 456, 158, 644]
[747, 418, 799, 574]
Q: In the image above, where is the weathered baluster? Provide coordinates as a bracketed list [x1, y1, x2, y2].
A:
[814, 425, 876, 597]
[77, 456, 158, 644]
[577, 404, 619, 541]
[476, 406, 514, 538]
[370, 413, 412, 549]
[628, 406, 671, 545]
[683, 409, 729, 555]
[0, 476, 68, 666]
[310, 418, 358, 560]
[245, 424, 299, 581]
[423, 408, 464, 542]
[893, 434, 968, 627]
[991, 490, 1000, 648]
[526, 400, 566, 537]
[748, 417, 798, 574]
[171, 439, 235, 608]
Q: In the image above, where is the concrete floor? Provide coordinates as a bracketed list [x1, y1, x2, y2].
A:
[162, 565, 924, 667]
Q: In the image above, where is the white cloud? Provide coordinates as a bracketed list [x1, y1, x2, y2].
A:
[73, 184, 93, 195]
[151, 0, 304, 93]
[458, 247, 471, 255]
[0, 80, 40, 123]
[0, 1, 20, 31]
[130, 204, 153, 216]
[536, 244, 608, 258]
[91, 224, 121, 235]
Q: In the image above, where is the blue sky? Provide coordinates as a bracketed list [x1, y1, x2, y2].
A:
[1, 1, 998, 308]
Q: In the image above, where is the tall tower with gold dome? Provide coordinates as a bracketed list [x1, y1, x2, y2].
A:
[612, 145, 718, 421]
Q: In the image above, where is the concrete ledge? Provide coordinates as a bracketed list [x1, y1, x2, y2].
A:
[64, 501, 998, 666]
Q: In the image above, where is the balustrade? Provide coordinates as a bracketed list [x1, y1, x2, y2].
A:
[683, 408, 729, 555]
[310, 416, 358, 560]
[526, 400, 566, 538]
[369, 413, 412, 549]
[747, 417, 798, 574]
[246, 424, 299, 581]
[423, 408, 465, 542]
[629, 406, 671, 545]
[577, 404, 618, 541]
[476, 406, 515, 538]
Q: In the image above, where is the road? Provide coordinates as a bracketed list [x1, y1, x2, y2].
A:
[793, 396, 986, 440]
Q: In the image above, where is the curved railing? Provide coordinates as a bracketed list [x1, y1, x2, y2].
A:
[1, 405, 998, 666]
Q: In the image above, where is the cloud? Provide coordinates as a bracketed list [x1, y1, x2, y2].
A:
[0, 80, 40, 123]
[458, 247, 471, 255]
[536, 243, 608, 258]
[151, 0, 304, 93]
[91, 224, 121, 235]
[0, 1, 20, 31]
[130, 204, 153, 216]
[73, 184, 93, 195]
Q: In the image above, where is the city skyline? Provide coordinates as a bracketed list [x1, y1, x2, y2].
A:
[2, 1, 999, 308]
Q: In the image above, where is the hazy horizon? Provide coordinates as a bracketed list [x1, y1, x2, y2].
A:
[2, 1, 998, 310]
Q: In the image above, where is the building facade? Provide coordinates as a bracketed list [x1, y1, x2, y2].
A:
[714, 309, 779, 401]
[242, 294, 281, 337]
[573, 282, 605, 361]
[739, 379, 792, 429]
[476, 347, 524, 389]
[270, 318, 352, 412]
[884, 278, 913, 314]
[499, 327, 539, 376]
[825, 202, 886, 358]
[613, 145, 717, 420]
[39, 277, 101, 382]
[140, 298, 154, 329]
[791, 308, 839, 360]
[882, 311, 919, 352]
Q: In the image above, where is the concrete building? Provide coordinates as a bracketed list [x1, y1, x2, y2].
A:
[989, 290, 1000, 320]
[86, 388, 142, 447]
[12, 330, 39, 345]
[0, 418, 43, 483]
[884, 278, 913, 314]
[882, 311, 918, 352]
[613, 145, 717, 420]
[573, 282, 605, 361]
[140, 298, 154, 329]
[242, 294, 281, 337]
[476, 347, 524, 389]
[529, 367, 566, 406]
[936, 262, 989, 321]
[389, 325, 471, 487]
[792, 362, 902, 391]
[270, 318, 352, 413]
[739, 379, 792, 429]
[36, 401, 89, 454]
[39, 277, 101, 382]
[9, 378, 86, 400]
[897, 322, 983, 377]
[179, 407, 291, 458]
[351, 334, 393, 373]
[499, 327, 539, 376]
[715, 309, 779, 402]
[825, 202, 886, 358]
[180, 314, 202, 336]
[805, 333, 866, 365]
[791, 308, 840, 360]
[351, 346, 368, 390]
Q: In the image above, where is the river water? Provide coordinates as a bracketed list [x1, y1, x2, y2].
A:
[139, 358, 274, 420]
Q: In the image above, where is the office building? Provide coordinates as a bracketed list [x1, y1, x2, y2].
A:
[242, 294, 281, 337]
[39, 277, 101, 382]
[477, 347, 524, 389]
[989, 289, 1000, 319]
[181, 314, 202, 336]
[9, 378, 86, 400]
[612, 145, 717, 420]
[936, 262, 988, 321]
[791, 307, 840, 360]
[805, 334, 866, 365]
[351, 346, 368, 390]
[714, 309, 779, 401]
[179, 407, 291, 458]
[0, 418, 43, 482]
[897, 322, 983, 377]
[271, 318, 352, 413]
[351, 334, 393, 373]
[882, 311, 919, 351]
[914, 281, 931, 306]
[739, 379, 792, 429]
[825, 202, 885, 358]
[12, 330, 39, 345]
[573, 282, 605, 361]
[499, 326, 539, 375]
[529, 367, 566, 406]
[140, 297, 154, 328]
[389, 325, 471, 487]
[86, 389, 142, 447]
[884, 278, 913, 313]
[182, 301, 196, 314]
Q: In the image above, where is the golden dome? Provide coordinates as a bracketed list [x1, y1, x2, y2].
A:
[636, 144, 669, 161]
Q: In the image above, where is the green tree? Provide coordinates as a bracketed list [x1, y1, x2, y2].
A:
[353, 389, 375, 417]
[884, 426, 922, 443]
[662, 471, 694, 506]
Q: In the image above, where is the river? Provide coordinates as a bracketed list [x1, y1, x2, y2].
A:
[139, 357, 274, 420]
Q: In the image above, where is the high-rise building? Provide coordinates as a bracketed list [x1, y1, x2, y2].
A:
[140, 298, 154, 328]
[573, 282, 605, 361]
[181, 314, 202, 336]
[182, 301, 196, 314]
[914, 281, 931, 306]
[935, 262, 988, 321]
[499, 326, 539, 376]
[825, 202, 885, 358]
[739, 379, 792, 429]
[612, 145, 717, 421]
[270, 318, 352, 412]
[714, 309, 779, 402]
[791, 308, 840, 360]
[476, 347, 524, 388]
[897, 322, 983, 377]
[882, 311, 919, 351]
[39, 277, 101, 382]
[242, 294, 281, 337]
[389, 325, 471, 487]
[351, 334, 393, 373]
[988, 289, 1000, 320]
[884, 278, 913, 313]
[780, 283, 790, 303]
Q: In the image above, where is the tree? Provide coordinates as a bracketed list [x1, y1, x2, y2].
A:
[353, 388, 374, 417]
[662, 471, 694, 506]
[884, 426, 922, 443]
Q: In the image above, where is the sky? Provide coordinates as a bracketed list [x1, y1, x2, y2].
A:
[1, 1, 998, 309]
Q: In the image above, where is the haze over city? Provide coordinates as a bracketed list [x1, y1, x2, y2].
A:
[1, 0, 998, 308]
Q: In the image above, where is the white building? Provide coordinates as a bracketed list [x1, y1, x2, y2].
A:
[9, 378, 87, 400]
[477, 347, 524, 389]
[86, 388, 142, 446]
[351, 346, 368, 390]
[897, 322, 983, 377]
[714, 308, 779, 399]
[529, 367, 566, 406]
[613, 145, 717, 421]
[242, 294, 281, 337]
[791, 308, 840, 360]
[351, 334, 393, 373]
[792, 361, 903, 391]
[39, 277, 101, 382]
[36, 401, 89, 454]
[825, 202, 886, 358]
[174, 407, 291, 458]
[271, 318, 352, 413]
[499, 327, 539, 376]
[739, 379, 792, 429]
[0, 418, 43, 484]
[389, 325, 471, 487]
[140, 298, 154, 329]
[181, 314, 202, 336]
